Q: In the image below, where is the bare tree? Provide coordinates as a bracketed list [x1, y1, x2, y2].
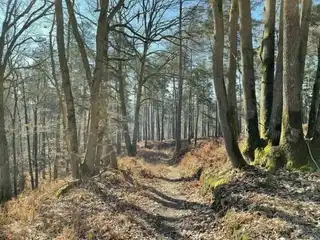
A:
[227, 0, 240, 138]
[280, 0, 309, 168]
[65, 0, 124, 175]
[259, 0, 276, 138]
[269, 0, 283, 146]
[175, 0, 183, 153]
[238, 0, 261, 161]
[212, 0, 247, 168]
[55, 0, 80, 179]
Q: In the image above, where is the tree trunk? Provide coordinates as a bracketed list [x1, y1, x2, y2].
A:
[259, 0, 276, 138]
[238, 77, 242, 134]
[22, 80, 34, 189]
[118, 57, 133, 155]
[47, 133, 52, 181]
[0, 77, 11, 202]
[207, 106, 210, 137]
[227, 0, 240, 138]
[144, 97, 148, 147]
[156, 98, 161, 141]
[12, 82, 18, 197]
[306, 37, 320, 139]
[215, 101, 218, 137]
[83, 0, 109, 175]
[175, 0, 183, 153]
[270, 0, 284, 146]
[298, 0, 312, 89]
[188, 88, 192, 142]
[280, 0, 309, 168]
[54, 112, 60, 180]
[55, 0, 80, 179]
[151, 101, 155, 141]
[161, 97, 165, 141]
[238, 0, 261, 161]
[41, 114, 46, 179]
[96, 118, 106, 170]
[49, 17, 68, 153]
[33, 105, 39, 188]
[195, 100, 200, 147]
[212, 0, 247, 168]
[132, 81, 143, 154]
[184, 109, 188, 139]
[132, 43, 149, 154]
[172, 77, 176, 139]
[116, 101, 122, 154]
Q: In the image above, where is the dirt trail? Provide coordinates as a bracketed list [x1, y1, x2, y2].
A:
[121, 151, 216, 240]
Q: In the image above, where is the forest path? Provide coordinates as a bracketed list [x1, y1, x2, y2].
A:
[120, 147, 217, 240]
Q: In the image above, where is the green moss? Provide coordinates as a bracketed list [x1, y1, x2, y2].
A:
[200, 169, 232, 196]
[254, 143, 272, 166]
[207, 177, 228, 188]
[254, 143, 284, 171]
[286, 163, 314, 172]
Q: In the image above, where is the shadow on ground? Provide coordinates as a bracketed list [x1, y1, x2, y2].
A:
[139, 185, 208, 211]
[74, 180, 211, 239]
[211, 167, 320, 238]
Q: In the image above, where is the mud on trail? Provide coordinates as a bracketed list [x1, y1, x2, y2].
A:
[1, 140, 320, 240]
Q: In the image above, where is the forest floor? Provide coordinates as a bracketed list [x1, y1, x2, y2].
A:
[0, 140, 320, 240]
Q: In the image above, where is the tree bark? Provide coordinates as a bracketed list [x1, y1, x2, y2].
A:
[132, 41, 149, 153]
[83, 0, 109, 175]
[119, 60, 133, 155]
[280, 0, 309, 168]
[12, 82, 18, 197]
[175, 0, 184, 153]
[41, 114, 46, 180]
[227, 0, 240, 139]
[65, 0, 92, 87]
[55, 0, 80, 179]
[151, 101, 155, 141]
[22, 80, 34, 189]
[306, 37, 320, 139]
[0, 76, 11, 202]
[212, 0, 247, 168]
[33, 103, 39, 188]
[156, 97, 161, 141]
[238, 0, 261, 161]
[298, 0, 312, 89]
[259, 0, 276, 138]
[161, 95, 165, 141]
[188, 87, 192, 142]
[54, 112, 60, 180]
[270, 0, 284, 146]
[194, 100, 200, 147]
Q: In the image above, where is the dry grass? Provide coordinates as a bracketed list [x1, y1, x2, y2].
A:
[216, 209, 290, 240]
[0, 178, 69, 239]
[179, 139, 229, 176]
[118, 152, 172, 179]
